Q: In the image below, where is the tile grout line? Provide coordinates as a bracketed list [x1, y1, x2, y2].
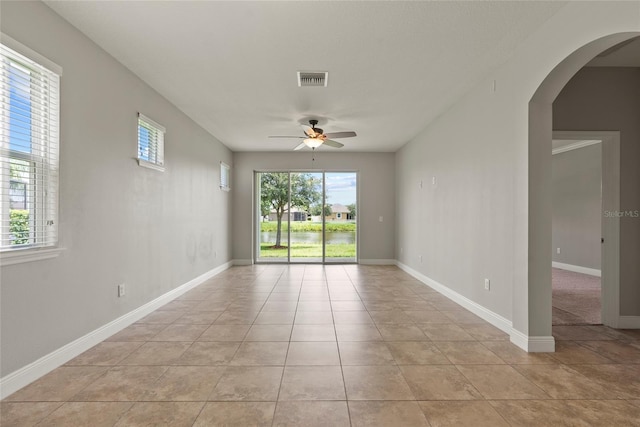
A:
[328, 265, 353, 426]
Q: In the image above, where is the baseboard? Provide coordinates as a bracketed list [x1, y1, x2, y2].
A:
[396, 261, 557, 353]
[233, 259, 253, 266]
[0, 261, 233, 400]
[618, 316, 640, 329]
[396, 262, 512, 334]
[358, 259, 396, 265]
[552, 262, 601, 277]
[510, 329, 556, 352]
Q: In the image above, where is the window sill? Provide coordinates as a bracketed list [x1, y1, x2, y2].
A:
[0, 247, 65, 267]
[137, 158, 165, 172]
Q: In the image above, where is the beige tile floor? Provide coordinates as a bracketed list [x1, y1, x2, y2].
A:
[2, 265, 640, 426]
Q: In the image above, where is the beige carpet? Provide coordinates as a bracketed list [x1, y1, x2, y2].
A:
[552, 268, 601, 325]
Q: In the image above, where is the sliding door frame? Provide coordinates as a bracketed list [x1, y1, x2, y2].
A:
[253, 169, 358, 264]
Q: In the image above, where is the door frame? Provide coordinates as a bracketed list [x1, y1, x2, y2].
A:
[552, 130, 620, 327]
[253, 169, 359, 264]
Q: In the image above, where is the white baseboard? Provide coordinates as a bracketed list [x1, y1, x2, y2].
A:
[359, 259, 396, 265]
[552, 262, 601, 277]
[0, 261, 233, 400]
[618, 316, 640, 329]
[396, 261, 556, 353]
[233, 259, 253, 266]
[510, 329, 556, 352]
[396, 262, 512, 334]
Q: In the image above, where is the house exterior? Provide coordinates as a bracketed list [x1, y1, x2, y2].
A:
[268, 207, 308, 222]
[325, 203, 354, 221]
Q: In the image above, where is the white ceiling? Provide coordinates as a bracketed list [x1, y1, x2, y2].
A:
[45, 1, 568, 152]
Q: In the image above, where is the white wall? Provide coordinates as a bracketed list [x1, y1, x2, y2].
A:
[396, 2, 640, 344]
[553, 67, 640, 315]
[233, 152, 395, 263]
[0, 1, 232, 377]
[552, 144, 602, 271]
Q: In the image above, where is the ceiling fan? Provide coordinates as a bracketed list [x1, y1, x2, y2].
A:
[269, 119, 357, 150]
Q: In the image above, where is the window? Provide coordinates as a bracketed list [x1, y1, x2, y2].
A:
[1, 39, 60, 251]
[220, 161, 230, 191]
[137, 113, 164, 171]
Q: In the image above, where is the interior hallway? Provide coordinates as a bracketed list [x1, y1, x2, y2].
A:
[2, 265, 640, 426]
[552, 268, 602, 326]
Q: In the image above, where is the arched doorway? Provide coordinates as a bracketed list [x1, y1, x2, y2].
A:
[527, 33, 640, 349]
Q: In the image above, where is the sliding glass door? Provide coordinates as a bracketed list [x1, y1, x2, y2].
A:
[256, 171, 357, 263]
[324, 172, 357, 263]
[257, 172, 290, 262]
[290, 172, 323, 263]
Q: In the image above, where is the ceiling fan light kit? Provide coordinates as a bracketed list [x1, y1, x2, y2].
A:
[303, 138, 323, 149]
[269, 119, 356, 151]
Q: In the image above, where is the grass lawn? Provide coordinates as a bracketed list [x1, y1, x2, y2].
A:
[260, 221, 355, 233]
[260, 243, 356, 258]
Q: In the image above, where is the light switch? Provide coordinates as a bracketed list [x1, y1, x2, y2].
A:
[379, 216, 383, 222]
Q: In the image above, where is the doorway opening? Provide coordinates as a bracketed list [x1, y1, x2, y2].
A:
[550, 131, 620, 328]
[551, 137, 603, 325]
[255, 171, 357, 264]
[525, 32, 636, 349]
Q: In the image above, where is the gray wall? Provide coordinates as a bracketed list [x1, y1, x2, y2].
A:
[552, 144, 602, 270]
[1, 1, 232, 376]
[395, 2, 640, 339]
[553, 67, 640, 315]
[395, 90, 517, 321]
[232, 152, 395, 263]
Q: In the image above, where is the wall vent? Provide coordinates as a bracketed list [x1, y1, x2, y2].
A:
[297, 71, 328, 87]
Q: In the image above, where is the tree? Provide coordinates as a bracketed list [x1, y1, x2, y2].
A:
[310, 203, 322, 216]
[260, 173, 322, 248]
[347, 203, 356, 219]
[323, 204, 333, 217]
[260, 198, 271, 221]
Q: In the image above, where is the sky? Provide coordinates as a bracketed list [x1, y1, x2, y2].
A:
[324, 172, 356, 206]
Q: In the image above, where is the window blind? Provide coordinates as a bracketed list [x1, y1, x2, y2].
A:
[137, 113, 164, 169]
[220, 162, 230, 191]
[0, 42, 60, 250]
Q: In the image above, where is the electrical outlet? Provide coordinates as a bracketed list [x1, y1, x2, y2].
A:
[484, 279, 490, 291]
[556, 248, 561, 254]
[432, 176, 437, 185]
[118, 283, 125, 297]
[419, 255, 423, 263]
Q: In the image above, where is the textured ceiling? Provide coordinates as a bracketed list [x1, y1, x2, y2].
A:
[45, 1, 567, 152]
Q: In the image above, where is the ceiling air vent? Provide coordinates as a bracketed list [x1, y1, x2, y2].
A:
[297, 71, 328, 87]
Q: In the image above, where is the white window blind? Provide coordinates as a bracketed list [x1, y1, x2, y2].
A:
[1, 41, 60, 251]
[220, 161, 230, 191]
[137, 113, 164, 171]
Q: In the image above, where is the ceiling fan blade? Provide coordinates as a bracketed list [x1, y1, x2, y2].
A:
[268, 135, 304, 139]
[323, 139, 344, 148]
[293, 142, 307, 151]
[301, 124, 317, 138]
[324, 131, 357, 139]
